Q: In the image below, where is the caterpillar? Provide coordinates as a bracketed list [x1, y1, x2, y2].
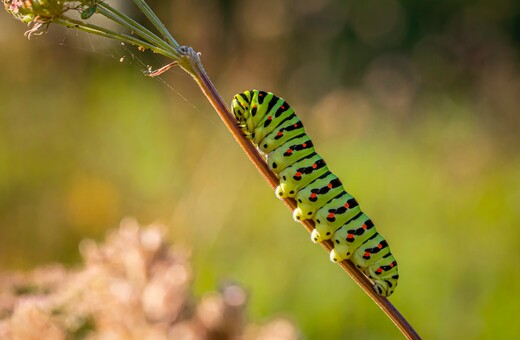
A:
[231, 90, 399, 297]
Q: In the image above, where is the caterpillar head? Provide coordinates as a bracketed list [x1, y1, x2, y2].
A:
[231, 91, 253, 123]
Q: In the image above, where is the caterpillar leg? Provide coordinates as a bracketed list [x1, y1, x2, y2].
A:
[275, 185, 286, 199]
[310, 228, 323, 243]
[329, 245, 354, 262]
[293, 208, 305, 221]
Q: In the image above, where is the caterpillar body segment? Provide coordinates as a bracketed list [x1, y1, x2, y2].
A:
[259, 114, 303, 153]
[275, 153, 329, 199]
[312, 192, 362, 243]
[267, 135, 315, 173]
[293, 172, 345, 221]
[231, 90, 399, 297]
[329, 213, 375, 262]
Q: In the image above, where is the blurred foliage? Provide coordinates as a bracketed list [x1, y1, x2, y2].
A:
[1, 0, 520, 338]
[0, 220, 299, 339]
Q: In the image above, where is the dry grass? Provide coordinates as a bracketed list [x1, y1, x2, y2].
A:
[0, 219, 298, 340]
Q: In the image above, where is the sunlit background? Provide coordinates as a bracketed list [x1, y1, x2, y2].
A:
[1, 0, 520, 338]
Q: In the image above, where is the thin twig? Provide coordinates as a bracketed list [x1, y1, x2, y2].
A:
[146, 61, 178, 77]
[176, 46, 421, 340]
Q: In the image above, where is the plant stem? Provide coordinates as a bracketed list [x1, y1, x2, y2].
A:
[96, 2, 177, 56]
[131, 0, 179, 49]
[176, 46, 421, 340]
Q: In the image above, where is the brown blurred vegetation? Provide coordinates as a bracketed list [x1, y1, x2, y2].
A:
[1, 0, 520, 339]
[0, 220, 298, 339]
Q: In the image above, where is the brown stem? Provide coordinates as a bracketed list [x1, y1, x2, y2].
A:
[177, 47, 421, 340]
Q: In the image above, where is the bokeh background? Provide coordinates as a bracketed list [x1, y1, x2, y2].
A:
[1, 0, 520, 338]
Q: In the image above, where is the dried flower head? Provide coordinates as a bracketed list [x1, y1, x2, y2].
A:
[4, 0, 67, 36]
[3, 0, 181, 61]
[3, 0, 101, 37]
[4, 0, 65, 22]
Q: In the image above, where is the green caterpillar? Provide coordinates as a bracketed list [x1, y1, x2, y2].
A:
[231, 90, 399, 297]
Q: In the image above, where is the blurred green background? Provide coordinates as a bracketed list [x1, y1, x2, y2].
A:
[1, 0, 520, 338]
